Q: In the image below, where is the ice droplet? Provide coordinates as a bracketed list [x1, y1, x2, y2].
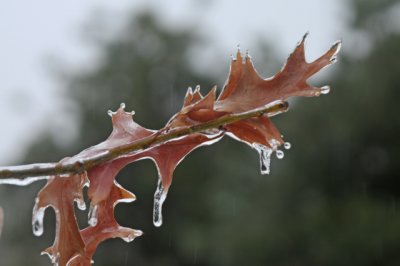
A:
[253, 144, 273, 175]
[121, 234, 135, 243]
[121, 230, 143, 243]
[107, 110, 115, 117]
[320, 85, 331, 95]
[75, 198, 86, 211]
[153, 178, 168, 227]
[276, 150, 285, 159]
[32, 205, 45, 236]
[245, 49, 250, 58]
[88, 204, 98, 227]
[236, 44, 241, 52]
[284, 142, 291, 150]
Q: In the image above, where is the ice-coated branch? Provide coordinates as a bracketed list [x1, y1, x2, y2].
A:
[0, 101, 288, 183]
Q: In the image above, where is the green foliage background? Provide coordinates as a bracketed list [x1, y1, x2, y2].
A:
[1, 0, 400, 265]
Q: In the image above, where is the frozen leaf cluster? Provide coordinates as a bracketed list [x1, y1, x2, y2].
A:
[3, 34, 340, 265]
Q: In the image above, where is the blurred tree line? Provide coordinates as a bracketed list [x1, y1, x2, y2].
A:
[0, 0, 400, 265]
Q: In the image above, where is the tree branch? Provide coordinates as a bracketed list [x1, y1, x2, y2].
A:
[0, 101, 288, 183]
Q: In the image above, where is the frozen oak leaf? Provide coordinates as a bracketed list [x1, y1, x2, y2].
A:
[31, 34, 340, 265]
[167, 33, 340, 172]
[216, 33, 341, 112]
[33, 172, 88, 265]
[102, 107, 223, 227]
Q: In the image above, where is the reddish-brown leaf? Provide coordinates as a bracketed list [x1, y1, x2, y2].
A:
[216, 33, 340, 112]
[33, 172, 88, 265]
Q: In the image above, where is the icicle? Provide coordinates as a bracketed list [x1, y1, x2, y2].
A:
[153, 177, 168, 227]
[32, 204, 45, 236]
[73, 174, 88, 211]
[253, 144, 273, 175]
[88, 204, 98, 227]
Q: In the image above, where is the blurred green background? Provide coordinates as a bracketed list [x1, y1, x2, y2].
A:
[1, 0, 400, 265]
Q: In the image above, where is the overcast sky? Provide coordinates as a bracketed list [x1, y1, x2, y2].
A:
[0, 0, 347, 164]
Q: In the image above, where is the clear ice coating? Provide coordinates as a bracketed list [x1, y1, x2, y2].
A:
[88, 204, 98, 227]
[0, 176, 49, 186]
[153, 177, 168, 227]
[264, 100, 290, 117]
[32, 205, 45, 236]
